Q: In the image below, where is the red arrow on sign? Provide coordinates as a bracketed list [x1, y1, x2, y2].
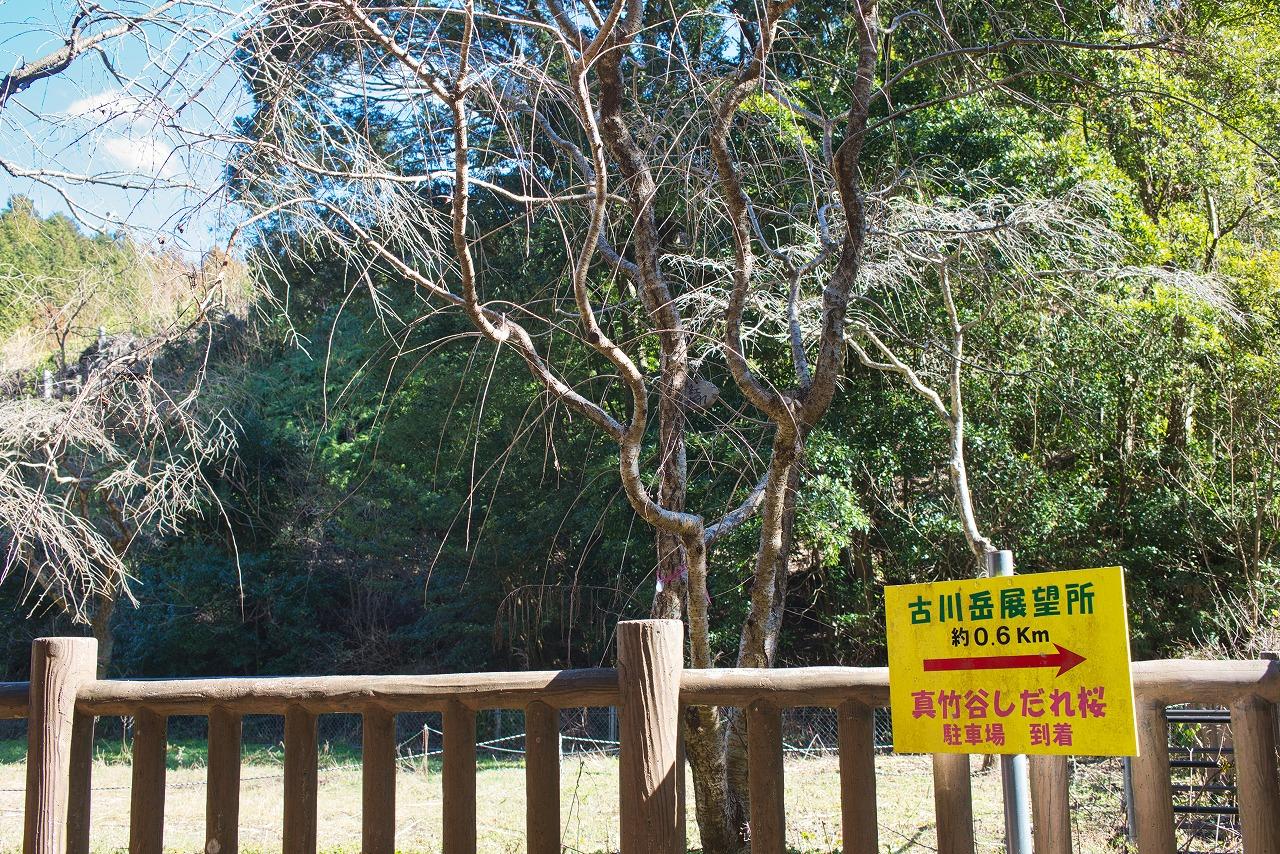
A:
[923, 643, 1087, 677]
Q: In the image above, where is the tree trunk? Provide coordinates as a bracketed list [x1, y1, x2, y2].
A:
[723, 431, 802, 849]
[652, 531, 687, 619]
[736, 430, 799, 667]
[683, 704, 736, 853]
[1162, 313, 1190, 476]
[652, 385, 690, 619]
[673, 440, 805, 854]
[677, 530, 739, 853]
[90, 592, 115, 677]
[764, 462, 801, 662]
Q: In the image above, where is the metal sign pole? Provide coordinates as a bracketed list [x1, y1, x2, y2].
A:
[987, 549, 1033, 854]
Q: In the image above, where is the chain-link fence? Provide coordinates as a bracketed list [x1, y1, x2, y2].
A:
[134, 706, 893, 760]
[64, 705, 889, 764]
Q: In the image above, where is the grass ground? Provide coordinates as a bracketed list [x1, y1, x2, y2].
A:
[0, 742, 1136, 852]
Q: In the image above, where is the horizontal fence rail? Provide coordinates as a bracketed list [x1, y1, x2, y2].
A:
[4, 627, 1279, 854]
[6, 661, 1279, 722]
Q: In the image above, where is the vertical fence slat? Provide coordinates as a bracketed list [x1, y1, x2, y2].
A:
[1231, 696, 1280, 854]
[283, 706, 318, 854]
[1131, 701, 1175, 854]
[206, 707, 241, 854]
[1029, 755, 1072, 854]
[66, 712, 95, 854]
[617, 619, 684, 854]
[677, 705, 688, 838]
[838, 700, 878, 854]
[361, 708, 396, 854]
[443, 700, 477, 854]
[932, 752, 975, 854]
[129, 709, 167, 854]
[525, 701, 559, 854]
[747, 701, 785, 854]
[23, 637, 97, 854]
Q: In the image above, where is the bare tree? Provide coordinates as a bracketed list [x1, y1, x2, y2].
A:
[846, 185, 1237, 573]
[846, 188, 1113, 567]
[0, 245, 194, 373]
[229, 0, 882, 840]
[0, 247, 242, 673]
[226, 0, 1184, 845]
[0, 2, 255, 672]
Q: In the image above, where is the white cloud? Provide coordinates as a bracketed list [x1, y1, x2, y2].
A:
[66, 90, 164, 125]
[102, 135, 176, 178]
[63, 90, 177, 178]
[65, 91, 151, 121]
[65, 90, 124, 118]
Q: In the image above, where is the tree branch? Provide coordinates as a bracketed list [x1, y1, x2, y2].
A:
[0, 2, 181, 109]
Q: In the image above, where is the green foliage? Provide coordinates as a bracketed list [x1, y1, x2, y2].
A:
[0, 196, 128, 346]
[0, 196, 240, 372]
[5, 1, 1280, 680]
[0, 196, 120, 281]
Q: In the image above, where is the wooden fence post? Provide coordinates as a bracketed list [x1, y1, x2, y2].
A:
[23, 637, 97, 854]
[838, 700, 878, 854]
[129, 709, 168, 854]
[1029, 755, 1072, 854]
[525, 701, 560, 854]
[617, 619, 683, 854]
[282, 706, 318, 854]
[747, 701, 786, 854]
[206, 707, 242, 854]
[66, 711, 95, 854]
[932, 752, 976, 854]
[443, 700, 477, 854]
[1131, 701, 1175, 854]
[361, 708, 396, 854]
[1230, 696, 1280, 854]
[676, 704, 687, 837]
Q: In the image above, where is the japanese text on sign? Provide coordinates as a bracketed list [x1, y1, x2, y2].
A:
[885, 566, 1137, 756]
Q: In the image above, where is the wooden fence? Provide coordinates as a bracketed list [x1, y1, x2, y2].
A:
[2, 620, 1278, 854]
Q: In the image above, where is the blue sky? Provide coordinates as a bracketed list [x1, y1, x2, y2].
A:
[0, 1, 252, 253]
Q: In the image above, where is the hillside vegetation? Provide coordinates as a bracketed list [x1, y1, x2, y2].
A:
[0, 1, 1278, 685]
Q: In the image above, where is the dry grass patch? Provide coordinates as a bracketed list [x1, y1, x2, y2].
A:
[1, 750, 1134, 852]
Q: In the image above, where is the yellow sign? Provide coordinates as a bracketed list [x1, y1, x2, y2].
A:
[885, 566, 1137, 756]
